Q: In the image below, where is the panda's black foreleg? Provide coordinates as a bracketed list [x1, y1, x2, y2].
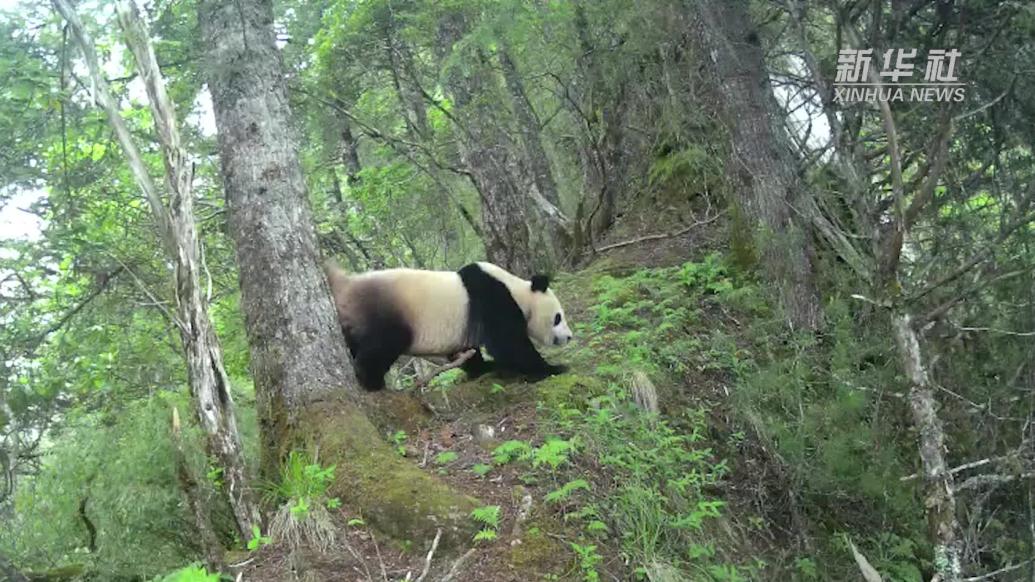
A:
[456, 348, 494, 379]
[484, 334, 567, 382]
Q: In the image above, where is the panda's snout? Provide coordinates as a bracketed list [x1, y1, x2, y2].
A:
[554, 334, 573, 346]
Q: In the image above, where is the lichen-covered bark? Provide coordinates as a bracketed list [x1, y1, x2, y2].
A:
[893, 314, 962, 581]
[686, 0, 823, 332]
[199, 0, 479, 541]
[200, 0, 356, 477]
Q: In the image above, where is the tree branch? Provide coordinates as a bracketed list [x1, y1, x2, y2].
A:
[414, 349, 476, 390]
[595, 211, 725, 253]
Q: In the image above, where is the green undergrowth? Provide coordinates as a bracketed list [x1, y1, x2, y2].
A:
[0, 390, 250, 579]
[520, 255, 762, 579]
[515, 254, 927, 580]
[557, 253, 766, 388]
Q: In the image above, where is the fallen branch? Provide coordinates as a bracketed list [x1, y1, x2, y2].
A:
[957, 471, 1035, 492]
[901, 450, 1027, 482]
[415, 528, 442, 582]
[415, 349, 476, 390]
[594, 211, 725, 253]
[439, 548, 476, 582]
[847, 538, 884, 582]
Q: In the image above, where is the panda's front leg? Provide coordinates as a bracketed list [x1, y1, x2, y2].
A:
[484, 335, 567, 382]
[455, 348, 494, 379]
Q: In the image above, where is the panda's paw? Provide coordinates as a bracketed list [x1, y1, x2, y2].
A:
[546, 364, 569, 375]
[524, 364, 568, 383]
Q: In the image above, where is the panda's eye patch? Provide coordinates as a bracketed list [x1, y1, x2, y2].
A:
[554, 313, 562, 326]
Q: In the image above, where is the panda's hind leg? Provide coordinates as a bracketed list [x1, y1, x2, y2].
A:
[345, 319, 413, 391]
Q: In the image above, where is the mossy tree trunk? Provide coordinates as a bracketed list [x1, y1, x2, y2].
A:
[199, 0, 477, 544]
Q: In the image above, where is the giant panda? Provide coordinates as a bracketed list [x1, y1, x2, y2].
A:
[324, 261, 573, 391]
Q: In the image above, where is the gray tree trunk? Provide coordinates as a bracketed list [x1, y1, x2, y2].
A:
[498, 46, 561, 208]
[199, 3, 479, 547]
[686, 0, 823, 331]
[436, 11, 536, 276]
[572, 2, 625, 240]
[498, 44, 573, 265]
[199, 0, 357, 475]
[340, 122, 362, 186]
[892, 314, 962, 582]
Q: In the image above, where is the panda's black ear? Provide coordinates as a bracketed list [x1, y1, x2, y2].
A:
[531, 274, 550, 293]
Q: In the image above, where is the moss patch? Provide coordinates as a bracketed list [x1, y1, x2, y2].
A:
[508, 517, 571, 577]
[536, 374, 607, 410]
[291, 399, 480, 548]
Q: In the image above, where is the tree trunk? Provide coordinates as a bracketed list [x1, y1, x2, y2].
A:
[498, 46, 560, 208]
[686, 0, 823, 332]
[892, 314, 962, 582]
[498, 44, 573, 263]
[55, 0, 261, 539]
[436, 10, 537, 276]
[572, 2, 626, 240]
[199, 0, 477, 545]
[340, 121, 362, 186]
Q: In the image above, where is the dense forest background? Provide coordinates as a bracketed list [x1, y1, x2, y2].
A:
[1, 0, 1034, 580]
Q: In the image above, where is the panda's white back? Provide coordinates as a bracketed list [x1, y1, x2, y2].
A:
[353, 268, 470, 356]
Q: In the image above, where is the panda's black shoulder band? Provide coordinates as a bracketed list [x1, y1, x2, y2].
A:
[458, 263, 557, 377]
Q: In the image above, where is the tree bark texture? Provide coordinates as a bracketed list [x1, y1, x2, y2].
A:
[498, 46, 561, 208]
[498, 44, 573, 261]
[436, 10, 536, 276]
[893, 314, 962, 582]
[686, 0, 823, 331]
[199, 0, 479, 544]
[55, 0, 260, 538]
[573, 2, 626, 239]
[199, 0, 356, 465]
[340, 121, 362, 186]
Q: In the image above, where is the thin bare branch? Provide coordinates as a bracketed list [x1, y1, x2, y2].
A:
[415, 349, 476, 390]
[595, 211, 725, 253]
[415, 529, 442, 582]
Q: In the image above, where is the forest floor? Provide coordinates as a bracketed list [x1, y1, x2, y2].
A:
[237, 212, 807, 581]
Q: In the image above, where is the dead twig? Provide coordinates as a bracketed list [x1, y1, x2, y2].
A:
[962, 560, 1034, 581]
[594, 210, 725, 253]
[415, 349, 476, 390]
[415, 529, 442, 582]
[439, 548, 476, 582]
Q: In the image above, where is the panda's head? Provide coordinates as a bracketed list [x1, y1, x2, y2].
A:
[527, 274, 573, 347]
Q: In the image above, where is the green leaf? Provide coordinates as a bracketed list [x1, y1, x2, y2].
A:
[473, 529, 498, 543]
[435, 451, 459, 465]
